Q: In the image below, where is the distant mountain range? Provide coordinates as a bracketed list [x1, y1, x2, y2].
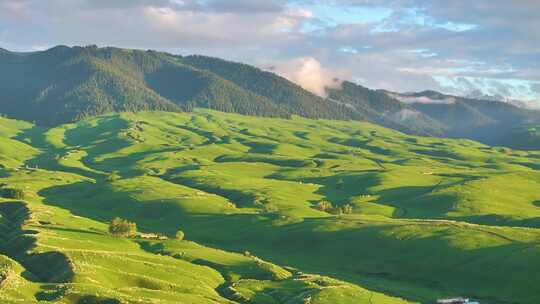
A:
[465, 90, 540, 110]
[379, 89, 540, 149]
[1, 45, 539, 149]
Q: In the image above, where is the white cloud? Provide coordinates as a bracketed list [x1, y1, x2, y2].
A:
[387, 92, 456, 104]
[270, 57, 351, 96]
[434, 76, 540, 106]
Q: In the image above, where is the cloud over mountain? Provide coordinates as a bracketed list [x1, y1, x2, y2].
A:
[269, 57, 350, 97]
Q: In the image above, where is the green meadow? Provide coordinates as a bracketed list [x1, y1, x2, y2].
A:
[1, 109, 540, 303]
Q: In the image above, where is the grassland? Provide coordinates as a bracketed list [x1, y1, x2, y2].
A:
[1, 110, 540, 303]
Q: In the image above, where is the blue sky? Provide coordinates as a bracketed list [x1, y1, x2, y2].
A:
[0, 0, 539, 104]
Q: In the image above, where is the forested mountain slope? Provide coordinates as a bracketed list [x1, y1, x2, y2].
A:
[0, 45, 354, 126]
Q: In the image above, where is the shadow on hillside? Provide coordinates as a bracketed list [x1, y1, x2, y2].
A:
[452, 214, 540, 229]
[0, 201, 74, 284]
[34, 179, 536, 304]
[94, 146, 183, 179]
[283, 172, 380, 206]
[215, 154, 311, 168]
[0, 168, 9, 178]
[164, 174, 257, 208]
[328, 137, 395, 156]
[238, 128, 282, 143]
[533, 200, 540, 208]
[410, 148, 466, 161]
[511, 161, 540, 171]
[235, 138, 277, 154]
[38, 180, 175, 226]
[42, 226, 105, 236]
[208, 215, 538, 304]
[176, 125, 224, 145]
[13, 123, 105, 180]
[62, 116, 132, 174]
[15, 115, 187, 180]
[14, 125, 50, 149]
[372, 182, 456, 219]
[36, 180, 266, 238]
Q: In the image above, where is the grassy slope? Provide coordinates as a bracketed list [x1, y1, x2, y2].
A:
[1, 110, 540, 303]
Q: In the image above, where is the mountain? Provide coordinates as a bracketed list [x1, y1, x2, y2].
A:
[0, 46, 181, 125]
[466, 90, 540, 110]
[499, 125, 540, 150]
[1, 45, 539, 150]
[0, 45, 358, 125]
[328, 82, 540, 147]
[180, 55, 352, 119]
[378, 89, 540, 146]
[327, 81, 447, 136]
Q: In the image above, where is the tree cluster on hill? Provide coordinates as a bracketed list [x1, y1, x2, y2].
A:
[314, 201, 353, 215]
[109, 217, 137, 237]
[0, 187, 25, 200]
[0, 183, 25, 199]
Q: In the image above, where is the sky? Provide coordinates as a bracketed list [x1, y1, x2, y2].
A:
[1, 0, 539, 104]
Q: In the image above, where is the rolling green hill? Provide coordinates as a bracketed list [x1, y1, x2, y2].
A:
[1, 110, 540, 303]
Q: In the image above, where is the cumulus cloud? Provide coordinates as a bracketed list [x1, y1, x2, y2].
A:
[269, 57, 351, 97]
[434, 76, 540, 107]
[138, 5, 311, 49]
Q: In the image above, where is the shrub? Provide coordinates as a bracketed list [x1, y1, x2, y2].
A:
[107, 171, 120, 182]
[329, 207, 343, 215]
[263, 203, 279, 214]
[108, 217, 137, 237]
[341, 204, 353, 214]
[1, 188, 25, 199]
[314, 201, 333, 212]
[175, 230, 185, 241]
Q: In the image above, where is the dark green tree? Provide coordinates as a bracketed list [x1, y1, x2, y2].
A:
[175, 230, 185, 241]
[1, 188, 25, 199]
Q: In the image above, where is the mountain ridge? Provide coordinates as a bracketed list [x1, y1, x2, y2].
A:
[0, 45, 357, 125]
[1, 45, 539, 149]
[382, 88, 540, 147]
